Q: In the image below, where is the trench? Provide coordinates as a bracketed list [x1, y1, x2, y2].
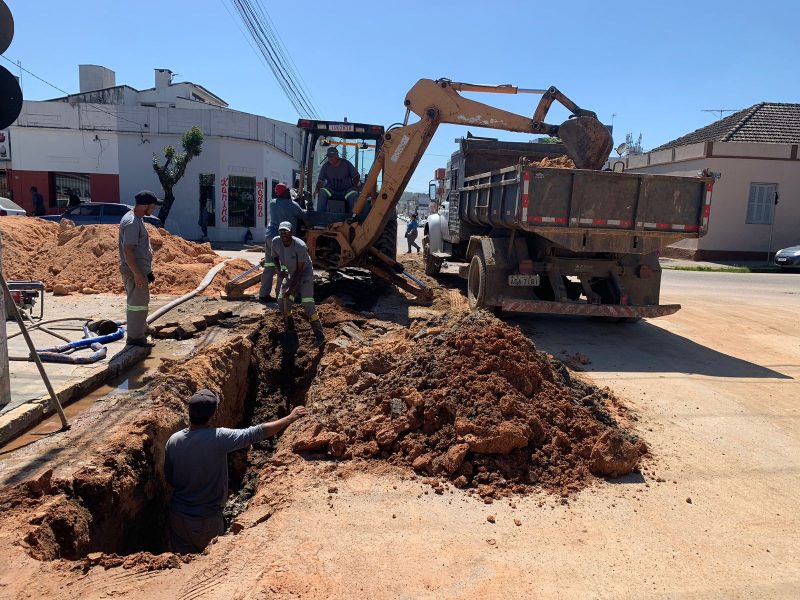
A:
[9, 310, 324, 562]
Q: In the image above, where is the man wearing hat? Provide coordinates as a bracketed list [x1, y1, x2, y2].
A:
[118, 190, 161, 347]
[272, 221, 326, 347]
[260, 181, 306, 302]
[164, 389, 307, 553]
[314, 146, 360, 213]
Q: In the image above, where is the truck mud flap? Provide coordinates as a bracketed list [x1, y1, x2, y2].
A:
[499, 299, 681, 318]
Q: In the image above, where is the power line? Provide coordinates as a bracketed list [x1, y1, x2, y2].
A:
[0, 54, 148, 131]
[225, 0, 320, 119]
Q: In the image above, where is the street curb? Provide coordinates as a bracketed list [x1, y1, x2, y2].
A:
[0, 345, 150, 447]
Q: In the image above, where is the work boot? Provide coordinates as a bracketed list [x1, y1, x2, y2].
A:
[311, 320, 326, 348]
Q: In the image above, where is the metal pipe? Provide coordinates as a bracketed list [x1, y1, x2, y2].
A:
[0, 274, 69, 431]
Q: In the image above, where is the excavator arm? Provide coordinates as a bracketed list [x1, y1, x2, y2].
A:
[308, 79, 613, 294]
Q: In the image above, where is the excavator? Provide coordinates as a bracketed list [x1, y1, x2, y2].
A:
[225, 78, 613, 301]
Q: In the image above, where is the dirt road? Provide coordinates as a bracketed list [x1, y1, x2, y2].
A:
[0, 255, 797, 599]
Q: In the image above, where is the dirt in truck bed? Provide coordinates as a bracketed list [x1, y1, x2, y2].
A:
[527, 155, 576, 168]
[0, 217, 253, 295]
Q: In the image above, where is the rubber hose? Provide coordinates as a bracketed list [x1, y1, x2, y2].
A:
[146, 259, 232, 325]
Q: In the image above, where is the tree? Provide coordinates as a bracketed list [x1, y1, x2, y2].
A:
[152, 126, 204, 225]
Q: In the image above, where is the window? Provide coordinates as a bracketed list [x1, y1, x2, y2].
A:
[746, 183, 777, 224]
[0, 171, 9, 198]
[53, 173, 91, 208]
[199, 174, 216, 227]
[104, 204, 130, 217]
[228, 175, 255, 228]
[67, 204, 101, 217]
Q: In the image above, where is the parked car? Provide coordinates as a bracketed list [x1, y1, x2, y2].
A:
[774, 244, 800, 270]
[40, 202, 162, 227]
[0, 196, 26, 216]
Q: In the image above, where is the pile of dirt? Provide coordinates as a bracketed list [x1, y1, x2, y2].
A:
[0, 217, 254, 295]
[529, 155, 576, 169]
[289, 311, 645, 498]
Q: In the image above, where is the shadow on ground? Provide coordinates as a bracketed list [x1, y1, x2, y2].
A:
[510, 316, 792, 380]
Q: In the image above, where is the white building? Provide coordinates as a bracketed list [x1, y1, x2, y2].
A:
[1, 65, 302, 243]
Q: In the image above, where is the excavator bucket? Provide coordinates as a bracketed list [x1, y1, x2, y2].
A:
[557, 116, 613, 170]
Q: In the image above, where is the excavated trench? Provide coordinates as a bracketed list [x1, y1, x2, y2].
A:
[0, 311, 312, 562]
[2, 301, 647, 565]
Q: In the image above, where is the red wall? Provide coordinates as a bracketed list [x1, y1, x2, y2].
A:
[7, 170, 120, 214]
[9, 170, 52, 214]
[90, 174, 120, 203]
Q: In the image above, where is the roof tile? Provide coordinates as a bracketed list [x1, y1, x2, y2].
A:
[652, 103, 800, 151]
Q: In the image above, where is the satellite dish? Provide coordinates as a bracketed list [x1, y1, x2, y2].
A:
[0, 1, 12, 55]
[615, 142, 629, 156]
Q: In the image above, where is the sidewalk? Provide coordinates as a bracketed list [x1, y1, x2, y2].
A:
[659, 257, 779, 271]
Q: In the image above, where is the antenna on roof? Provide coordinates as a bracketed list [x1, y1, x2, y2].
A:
[701, 109, 740, 121]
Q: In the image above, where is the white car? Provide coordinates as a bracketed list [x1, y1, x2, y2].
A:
[0, 197, 26, 216]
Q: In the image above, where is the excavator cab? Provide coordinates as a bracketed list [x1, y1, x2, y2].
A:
[295, 119, 385, 224]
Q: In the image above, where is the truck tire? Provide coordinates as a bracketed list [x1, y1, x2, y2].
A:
[422, 234, 442, 276]
[467, 251, 487, 310]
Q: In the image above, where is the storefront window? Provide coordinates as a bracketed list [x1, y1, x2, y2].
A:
[53, 173, 91, 208]
[228, 175, 255, 228]
[199, 174, 216, 227]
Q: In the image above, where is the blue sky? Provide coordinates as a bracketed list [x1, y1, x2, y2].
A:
[5, 0, 799, 192]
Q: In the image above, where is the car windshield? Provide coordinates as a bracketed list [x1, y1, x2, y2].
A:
[0, 197, 23, 211]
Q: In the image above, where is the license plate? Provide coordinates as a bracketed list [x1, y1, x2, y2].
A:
[509, 274, 540, 286]
[328, 123, 354, 132]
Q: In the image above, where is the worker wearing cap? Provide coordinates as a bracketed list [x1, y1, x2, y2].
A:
[118, 190, 161, 348]
[272, 221, 326, 347]
[164, 388, 307, 553]
[260, 182, 306, 302]
[314, 146, 360, 213]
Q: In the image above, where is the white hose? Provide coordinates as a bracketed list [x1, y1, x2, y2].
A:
[147, 259, 233, 325]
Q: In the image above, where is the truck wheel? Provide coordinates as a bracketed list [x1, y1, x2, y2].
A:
[467, 251, 487, 310]
[422, 234, 442, 276]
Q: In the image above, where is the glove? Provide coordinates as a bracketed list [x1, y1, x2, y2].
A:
[147, 272, 156, 283]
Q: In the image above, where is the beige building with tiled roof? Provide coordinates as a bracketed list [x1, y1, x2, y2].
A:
[610, 103, 800, 260]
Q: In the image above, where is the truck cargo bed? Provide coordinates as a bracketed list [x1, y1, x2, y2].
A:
[455, 165, 713, 254]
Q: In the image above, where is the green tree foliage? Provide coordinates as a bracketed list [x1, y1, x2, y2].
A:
[152, 126, 204, 224]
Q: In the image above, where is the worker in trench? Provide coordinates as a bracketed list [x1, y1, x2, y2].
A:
[273, 221, 326, 348]
[259, 181, 306, 302]
[164, 389, 307, 553]
[118, 190, 161, 348]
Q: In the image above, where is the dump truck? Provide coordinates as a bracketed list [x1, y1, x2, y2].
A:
[423, 137, 714, 319]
